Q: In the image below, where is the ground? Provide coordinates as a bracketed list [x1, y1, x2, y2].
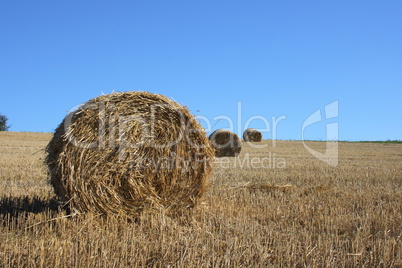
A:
[0, 132, 401, 267]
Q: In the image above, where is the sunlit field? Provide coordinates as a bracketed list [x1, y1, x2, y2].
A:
[1, 132, 401, 267]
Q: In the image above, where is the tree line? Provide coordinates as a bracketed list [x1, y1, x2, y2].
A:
[0, 113, 10, 131]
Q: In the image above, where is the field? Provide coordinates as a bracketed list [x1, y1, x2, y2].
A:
[0, 131, 401, 267]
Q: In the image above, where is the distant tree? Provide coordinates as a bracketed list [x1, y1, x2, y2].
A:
[0, 114, 10, 131]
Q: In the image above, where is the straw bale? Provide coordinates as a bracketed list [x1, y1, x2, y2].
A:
[45, 91, 214, 217]
[243, 128, 262, 142]
[208, 129, 241, 157]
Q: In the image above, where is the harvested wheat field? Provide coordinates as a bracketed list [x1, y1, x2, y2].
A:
[1, 131, 401, 267]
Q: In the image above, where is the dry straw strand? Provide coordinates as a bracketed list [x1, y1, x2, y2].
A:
[208, 129, 241, 157]
[45, 91, 214, 217]
[243, 128, 262, 142]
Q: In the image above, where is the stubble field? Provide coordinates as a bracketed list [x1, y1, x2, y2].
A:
[0, 131, 401, 267]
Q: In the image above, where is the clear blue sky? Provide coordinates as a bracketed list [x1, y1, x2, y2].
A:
[1, 0, 401, 141]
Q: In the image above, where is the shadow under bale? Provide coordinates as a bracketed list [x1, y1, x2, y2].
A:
[209, 129, 242, 157]
[0, 196, 61, 218]
[45, 91, 214, 218]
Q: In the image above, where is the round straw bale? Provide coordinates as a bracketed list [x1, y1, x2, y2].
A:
[243, 128, 262, 142]
[209, 129, 241, 157]
[45, 91, 214, 217]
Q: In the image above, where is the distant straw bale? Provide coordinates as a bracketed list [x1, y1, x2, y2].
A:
[208, 129, 241, 157]
[243, 128, 262, 142]
[45, 91, 214, 217]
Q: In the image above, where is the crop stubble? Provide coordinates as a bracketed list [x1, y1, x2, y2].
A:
[0, 132, 401, 267]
